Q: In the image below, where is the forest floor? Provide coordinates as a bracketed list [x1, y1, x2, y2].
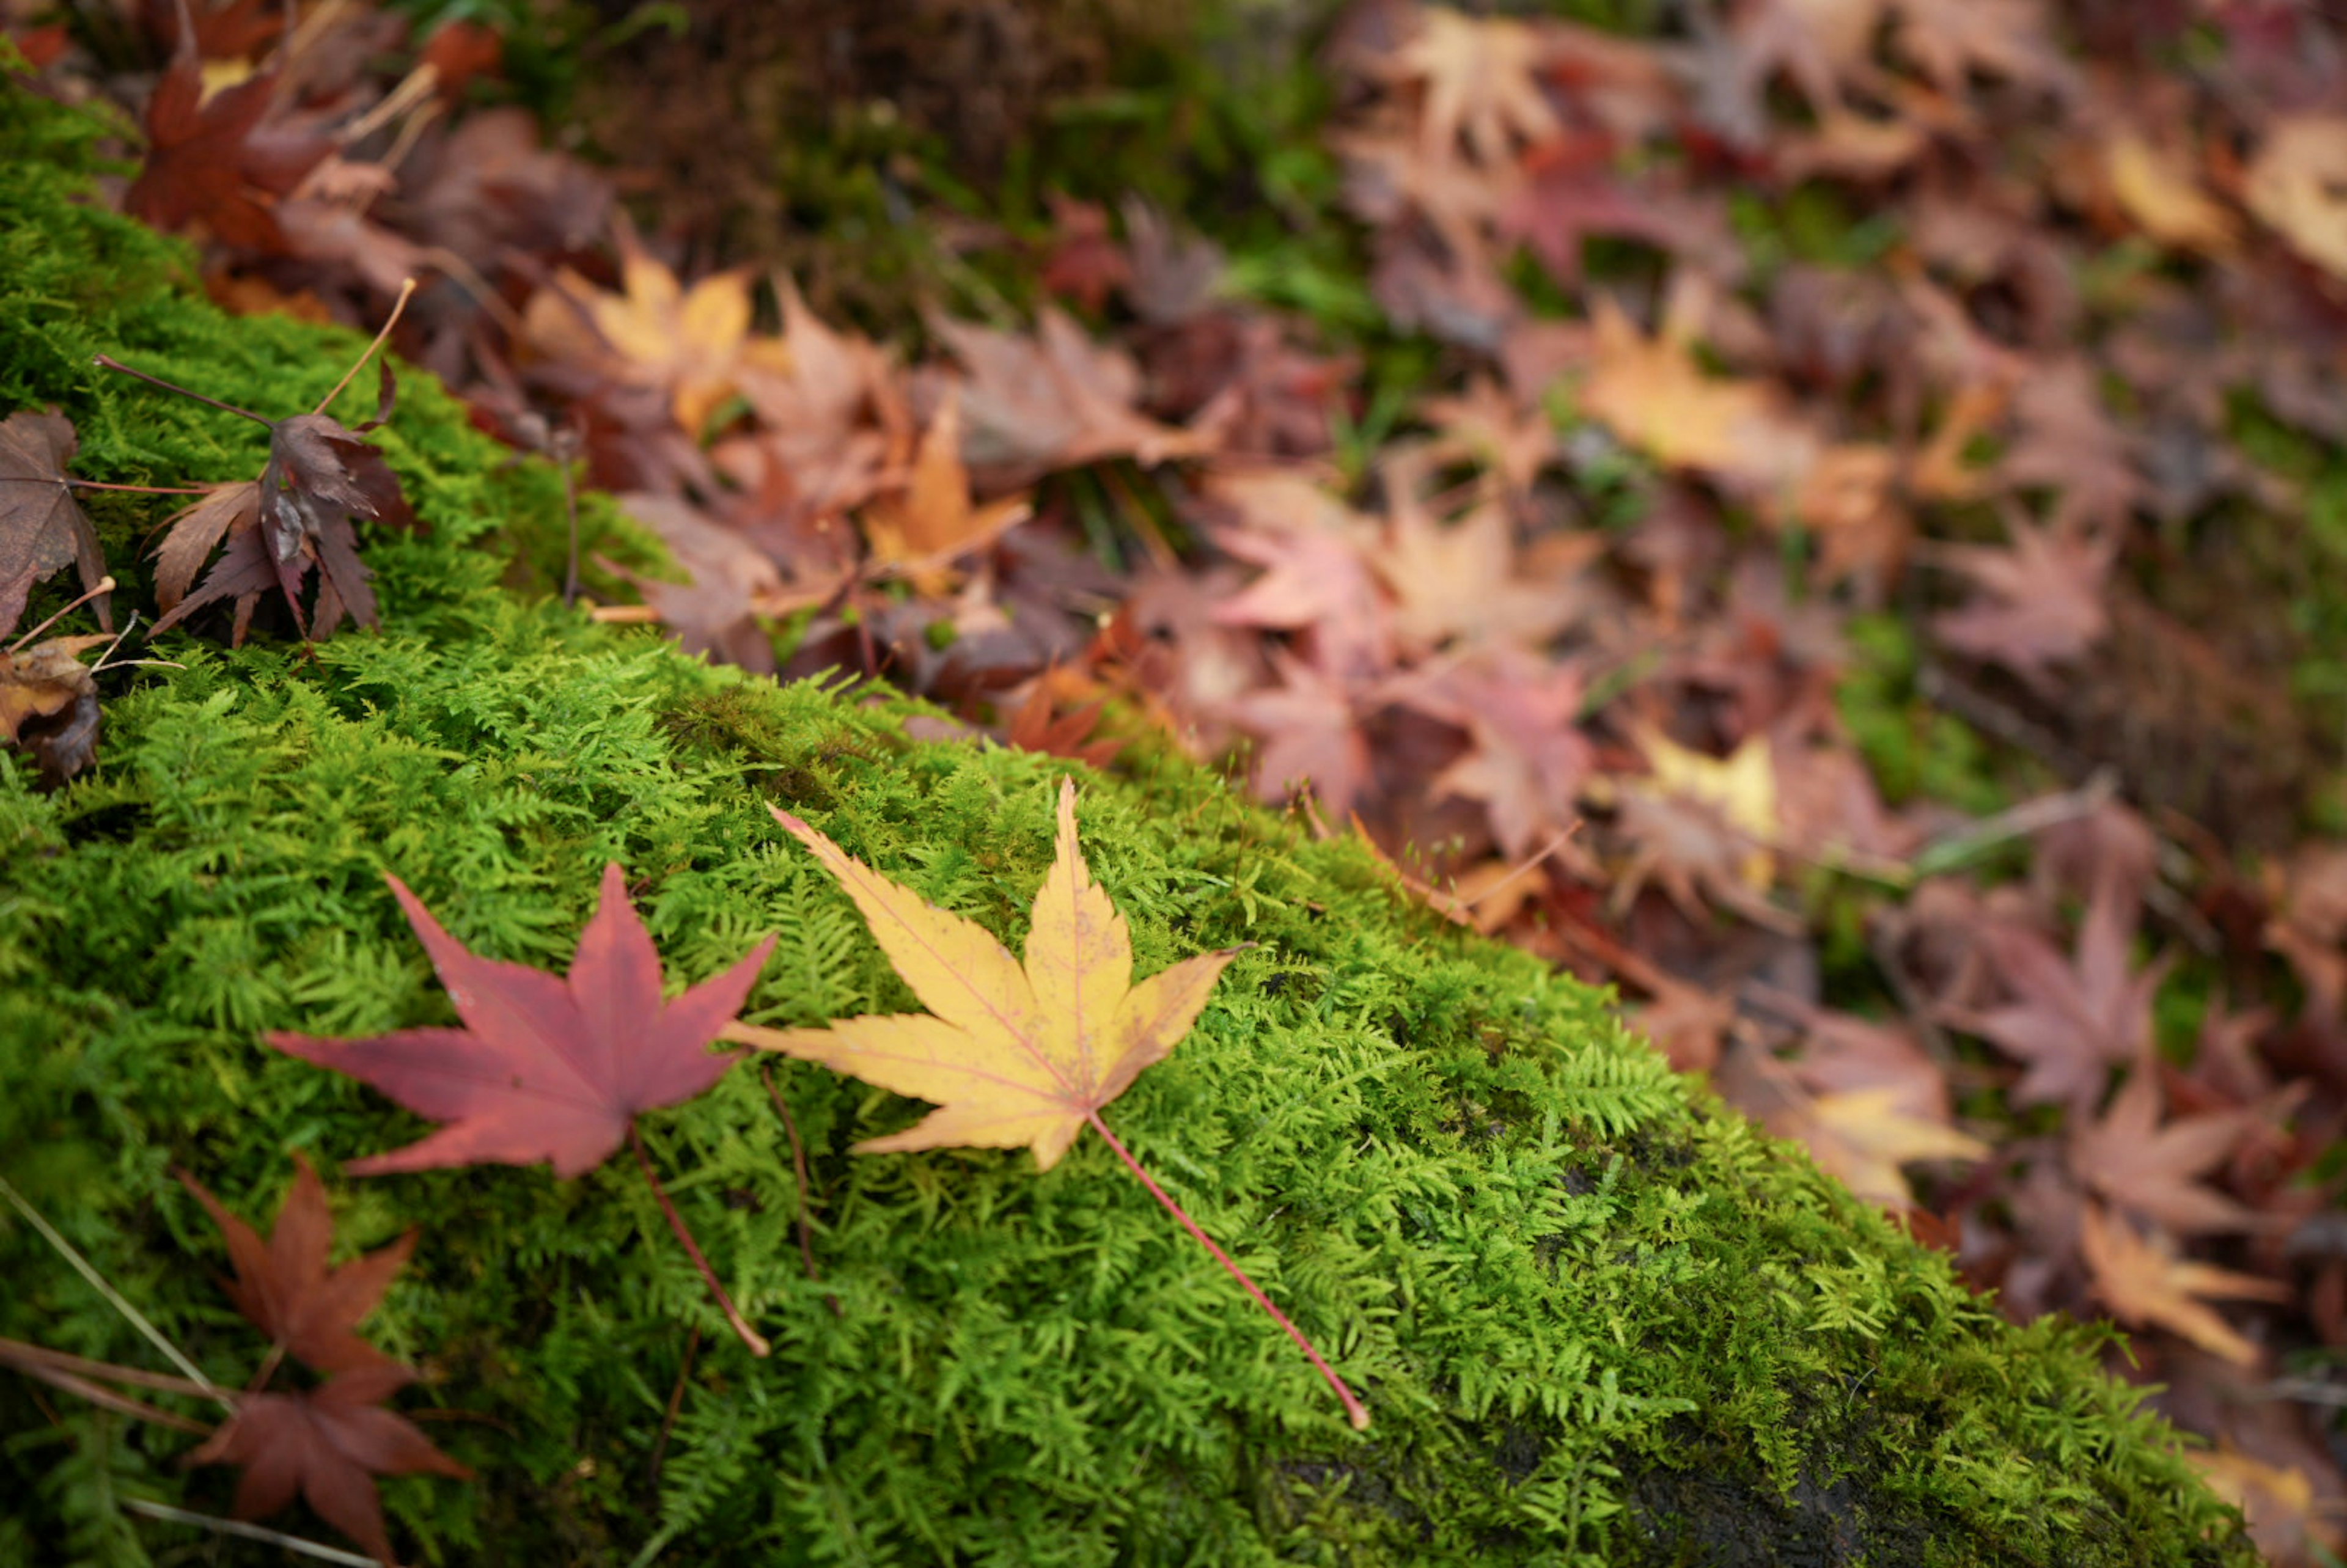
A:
[10, 0, 2347, 1559]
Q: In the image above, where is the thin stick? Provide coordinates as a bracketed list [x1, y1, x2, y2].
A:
[647, 1324, 699, 1486]
[0, 1173, 234, 1413]
[0, 1335, 218, 1399]
[561, 438, 582, 609]
[0, 477, 210, 496]
[92, 356, 271, 428]
[122, 1498, 380, 1567]
[9, 575, 115, 654]
[758, 1063, 839, 1315]
[0, 1354, 211, 1435]
[314, 277, 417, 417]
[628, 1124, 771, 1357]
[1084, 1112, 1369, 1432]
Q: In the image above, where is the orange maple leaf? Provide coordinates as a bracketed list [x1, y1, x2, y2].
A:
[2078, 1203, 2287, 1367]
[727, 779, 1368, 1428]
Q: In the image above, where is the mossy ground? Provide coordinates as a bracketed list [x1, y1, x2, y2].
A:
[0, 71, 2255, 1567]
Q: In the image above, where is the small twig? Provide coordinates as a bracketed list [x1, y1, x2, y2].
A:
[9, 575, 115, 654]
[0, 1346, 211, 1435]
[0, 1173, 234, 1413]
[14, 478, 211, 496]
[122, 1498, 380, 1567]
[313, 277, 416, 417]
[1907, 771, 2117, 881]
[647, 1324, 699, 1487]
[627, 1124, 770, 1357]
[92, 356, 271, 428]
[758, 1062, 840, 1316]
[560, 428, 582, 609]
[1084, 1111, 1368, 1431]
[0, 1335, 218, 1399]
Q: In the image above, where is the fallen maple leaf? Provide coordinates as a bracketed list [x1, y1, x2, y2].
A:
[123, 60, 327, 251]
[1381, 7, 1562, 165]
[2078, 1203, 2286, 1367]
[524, 234, 790, 435]
[177, 1154, 413, 1377]
[267, 862, 777, 1355]
[1928, 512, 2115, 689]
[2066, 1069, 2255, 1236]
[1956, 884, 2166, 1112]
[107, 282, 421, 644]
[728, 779, 1368, 1429]
[0, 408, 111, 638]
[189, 1363, 472, 1567]
[860, 391, 1032, 586]
[2246, 114, 2347, 282]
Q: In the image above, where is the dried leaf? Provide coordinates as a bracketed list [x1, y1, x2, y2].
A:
[0, 409, 110, 637]
[0, 632, 109, 788]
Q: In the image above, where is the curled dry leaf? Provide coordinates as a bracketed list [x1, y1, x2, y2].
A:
[0, 632, 109, 788]
[0, 408, 111, 638]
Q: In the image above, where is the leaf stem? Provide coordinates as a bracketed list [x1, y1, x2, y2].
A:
[314, 277, 416, 417]
[1084, 1112, 1369, 1431]
[758, 1062, 838, 1314]
[92, 355, 273, 428]
[0, 1340, 212, 1434]
[9, 575, 115, 654]
[627, 1124, 771, 1358]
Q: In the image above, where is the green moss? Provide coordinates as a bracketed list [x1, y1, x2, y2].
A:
[0, 75, 2253, 1567]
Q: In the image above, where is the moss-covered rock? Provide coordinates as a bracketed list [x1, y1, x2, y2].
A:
[0, 73, 2255, 1567]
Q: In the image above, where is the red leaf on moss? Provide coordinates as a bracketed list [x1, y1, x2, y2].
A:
[125, 62, 325, 251]
[189, 1364, 471, 1568]
[269, 863, 773, 1178]
[176, 1153, 413, 1377]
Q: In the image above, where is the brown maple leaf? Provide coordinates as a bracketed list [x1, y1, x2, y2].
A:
[928, 306, 1218, 491]
[266, 862, 777, 1354]
[0, 408, 111, 639]
[1956, 883, 2167, 1113]
[111, 288, 419, 645]
[1928, 512, 2115, 688]
[189, 1363, 472, 1568]
[1380, 7, 1562, 165]
[1225, 651, 1374, 825]
[124, 61, 327, 251]
[1392, 648, 1592, 860]
[176, 1154, 414, 1376]
[2068, 1069, 2257, 1236]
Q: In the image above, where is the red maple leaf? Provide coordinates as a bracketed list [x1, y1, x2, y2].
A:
[267, 863, 777, 1354]
[270, 864, 771, 1177]
[177, 1153, 413, 1376]
[190, 1364, 472, 1568]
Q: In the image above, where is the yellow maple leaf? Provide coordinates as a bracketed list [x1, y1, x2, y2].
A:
[736, 779, 1236, 1168]
[730, 779, 1370, 1427]
[523, 238, 790, 435]
[1637, 728, 1780, 890]
[1802, 1086, 1989, 1209]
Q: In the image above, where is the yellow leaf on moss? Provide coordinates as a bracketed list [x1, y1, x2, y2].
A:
[731, 779, 1239, 1171]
